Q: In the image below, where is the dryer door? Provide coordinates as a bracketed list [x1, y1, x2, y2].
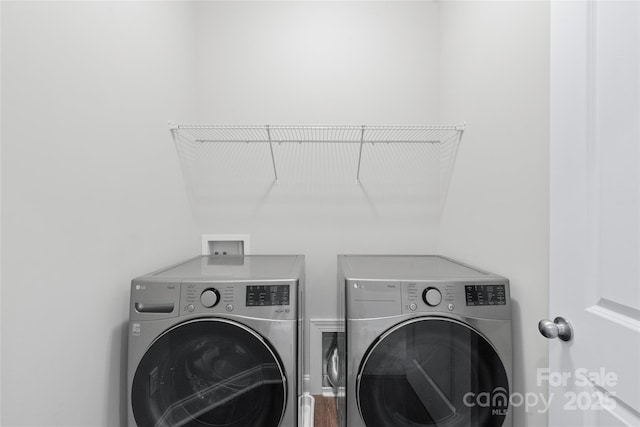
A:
[357, 317, 509, 427]
[132, 318, 287, 427]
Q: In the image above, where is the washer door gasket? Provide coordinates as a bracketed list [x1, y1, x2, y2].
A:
[132, 318, 287, 427]
[357, 317, 509, 427]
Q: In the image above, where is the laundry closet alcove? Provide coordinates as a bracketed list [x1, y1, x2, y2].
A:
[168, 121, 467, 419]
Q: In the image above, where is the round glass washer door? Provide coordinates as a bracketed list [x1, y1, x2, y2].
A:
[357, 317, 509, 427]
[132, 318, 287, 427]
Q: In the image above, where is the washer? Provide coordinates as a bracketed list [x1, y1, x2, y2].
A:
[336, 255, 512, 427]
[127, 255, 304, 427]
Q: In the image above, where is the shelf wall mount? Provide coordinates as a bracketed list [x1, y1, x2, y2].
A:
[169, 122, 466, 185]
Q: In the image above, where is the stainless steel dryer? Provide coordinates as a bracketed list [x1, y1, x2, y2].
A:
[127, 255, 304, 427]
[336, 255, 512, 427]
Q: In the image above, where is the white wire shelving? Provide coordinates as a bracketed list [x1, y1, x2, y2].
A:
[169, 123, 465, 184]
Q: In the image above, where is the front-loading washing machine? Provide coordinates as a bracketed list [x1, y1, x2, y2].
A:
[336, 255, 512, 427]
[127, 255, 304, 427]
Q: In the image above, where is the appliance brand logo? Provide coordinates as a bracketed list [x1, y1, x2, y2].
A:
[352, 282, 397, 289]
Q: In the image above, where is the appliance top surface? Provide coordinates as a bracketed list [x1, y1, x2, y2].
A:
[338, 255, 505, 281]
[141, 255, 304, 281]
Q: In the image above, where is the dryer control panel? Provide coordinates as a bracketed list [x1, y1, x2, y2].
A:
[465, 284, 506, 306]
[400, 280, 511, 319]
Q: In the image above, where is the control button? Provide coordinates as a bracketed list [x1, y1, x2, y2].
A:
[409, 303, 417, 311]
[187, 304, 195, 312]
[201, 288, 220, 308]
[225, 303, 234, 312]
[448, 303, 455, 311]
[423, 287, 442, 307]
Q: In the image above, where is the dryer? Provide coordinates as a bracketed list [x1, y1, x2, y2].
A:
[336, 255, 512, 427]
[127, 255, 304, 427]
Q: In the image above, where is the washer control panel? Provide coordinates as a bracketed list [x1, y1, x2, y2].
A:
[180, 281, 296, 319]
[200, 288, 220, 308]
[246, 284, 290, 307]
[423, 287, 442, 307]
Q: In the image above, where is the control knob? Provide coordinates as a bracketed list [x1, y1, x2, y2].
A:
[201, 288, 220, 308]
[423, 287, 442, 307]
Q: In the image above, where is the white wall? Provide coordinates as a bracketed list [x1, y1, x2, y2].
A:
[439, 2, 550, 426]
[193, 1, 440, 124]
[1, 2, 199, 425]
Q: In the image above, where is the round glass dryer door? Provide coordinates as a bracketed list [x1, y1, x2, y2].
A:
[132, 319, 287, 427]
[357, 318, 509, 427]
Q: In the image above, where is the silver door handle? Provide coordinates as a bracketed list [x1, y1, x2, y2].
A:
[538, 317, 573, 341]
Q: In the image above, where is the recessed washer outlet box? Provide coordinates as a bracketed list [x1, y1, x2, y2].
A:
[201, 234, 251, 256]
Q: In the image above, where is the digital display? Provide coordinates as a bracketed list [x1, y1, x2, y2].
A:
[246, 285, 290, 306]
[465, 284, 506, 306]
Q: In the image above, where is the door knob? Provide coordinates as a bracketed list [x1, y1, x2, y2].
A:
[538, 316, 573, 341]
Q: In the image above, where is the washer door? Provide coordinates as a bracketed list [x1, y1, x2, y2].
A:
[132, 318, 287, 427]
[357, 318, 509, 427]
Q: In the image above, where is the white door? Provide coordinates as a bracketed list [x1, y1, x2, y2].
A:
[549, 1, 640, 426]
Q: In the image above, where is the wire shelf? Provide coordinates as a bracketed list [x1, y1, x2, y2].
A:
[169, 123, 465, 184]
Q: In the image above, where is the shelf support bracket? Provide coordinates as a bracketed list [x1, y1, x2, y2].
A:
[356, 125, 365, 184]
[266, 125, 279, 184]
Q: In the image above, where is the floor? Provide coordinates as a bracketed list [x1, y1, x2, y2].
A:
[313, 395, 338, 427]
